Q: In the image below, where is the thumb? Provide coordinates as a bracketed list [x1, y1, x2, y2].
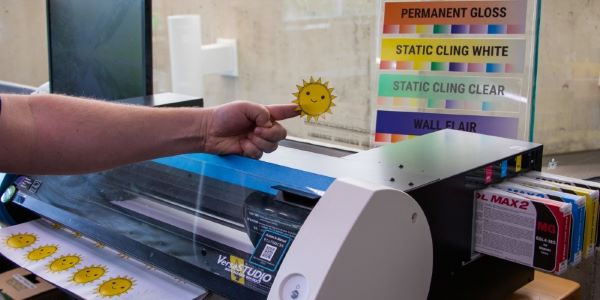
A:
[244, 102, 272, 127]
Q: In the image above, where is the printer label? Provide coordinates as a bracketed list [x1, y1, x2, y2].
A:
[249, 230, 293, 272]
[215, 254, 274, 293]
[229, 256, 246, 285]
[474, 188, 570, 273]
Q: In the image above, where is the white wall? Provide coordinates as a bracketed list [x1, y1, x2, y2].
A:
[534, 0, 600, 154]
[0, 0, 48, 87]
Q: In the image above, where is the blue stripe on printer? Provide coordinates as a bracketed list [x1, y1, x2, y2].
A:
[154, 153, 335, 195]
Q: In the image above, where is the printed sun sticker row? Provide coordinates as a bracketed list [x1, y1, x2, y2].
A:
[5, 232, 134, 298]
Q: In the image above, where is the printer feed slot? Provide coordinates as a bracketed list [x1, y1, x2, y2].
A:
[271, 185, 320, 208]
[244, 191, 311, 247]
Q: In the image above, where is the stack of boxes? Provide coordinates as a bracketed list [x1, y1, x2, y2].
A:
[475, 171, 600, 274]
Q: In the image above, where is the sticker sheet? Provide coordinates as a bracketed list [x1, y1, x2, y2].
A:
[0, 219, 206, 299]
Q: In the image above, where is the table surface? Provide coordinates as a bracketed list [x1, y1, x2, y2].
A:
[509, 271, 581, 300]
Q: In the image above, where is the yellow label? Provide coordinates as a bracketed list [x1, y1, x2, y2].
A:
[380, 38, 525, 64]
[230, 256, 245, 285]
[515, 155, 522, 172]
[546, 182, 598, 258]
[572, 190, 599, 257]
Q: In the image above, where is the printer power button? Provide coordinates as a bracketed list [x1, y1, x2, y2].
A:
[280, 274, 308, 300]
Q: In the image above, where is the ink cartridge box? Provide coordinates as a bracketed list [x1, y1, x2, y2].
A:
[511, 175, 598, 257]
[474, 188, 571, 274]
[493, 182, 585, 265]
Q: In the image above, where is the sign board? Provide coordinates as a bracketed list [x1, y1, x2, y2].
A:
[373, 0, 540, 144]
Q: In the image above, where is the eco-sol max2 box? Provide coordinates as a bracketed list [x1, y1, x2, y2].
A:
[474, 188, 572, 274]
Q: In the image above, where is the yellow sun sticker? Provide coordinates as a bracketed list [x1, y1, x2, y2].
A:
[5, 233, 37, 249]
[72, 265, 108, 284]
[26, 244, 58, 261]
[96, 276, 135, 298]
[47, 254, 82, 272]
[293, 77, 336, 122]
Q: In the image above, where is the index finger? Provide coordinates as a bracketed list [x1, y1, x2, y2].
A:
[266, 104, 300, 121]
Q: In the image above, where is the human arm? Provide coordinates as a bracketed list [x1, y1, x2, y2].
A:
[0, 94, 298, 174]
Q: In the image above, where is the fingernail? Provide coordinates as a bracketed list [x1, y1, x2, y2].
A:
[255, 127, 263, 135]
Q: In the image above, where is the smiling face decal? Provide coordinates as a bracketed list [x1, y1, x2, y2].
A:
[293, 77, 336, 122]
[72, 265, 107, 284]
[48, 254, 81, 272]
[6, 233, 37, 249]
[96, 276, 134, 297]
[26, 244, 58, 261]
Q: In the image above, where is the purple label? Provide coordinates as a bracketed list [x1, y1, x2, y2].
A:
[375, 110, 518, 139]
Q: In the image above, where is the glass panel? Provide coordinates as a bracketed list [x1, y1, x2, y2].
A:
[151, 0, 378, 149]
[15, 156, 324, 295]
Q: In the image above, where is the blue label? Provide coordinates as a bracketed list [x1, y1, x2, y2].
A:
[249, 230, 293, 272]
[501, 160, 508, 177]
[375, 110, 519, 138]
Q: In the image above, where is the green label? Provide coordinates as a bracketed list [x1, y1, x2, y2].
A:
[378, 73, 522, 102]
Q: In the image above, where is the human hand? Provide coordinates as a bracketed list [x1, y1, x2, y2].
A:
[202, 101, 299, 159]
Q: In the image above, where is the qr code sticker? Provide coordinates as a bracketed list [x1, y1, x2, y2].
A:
[260, 244, 277, 261]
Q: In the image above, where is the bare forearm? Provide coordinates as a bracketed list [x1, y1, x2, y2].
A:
[0, 94, 209, 174]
